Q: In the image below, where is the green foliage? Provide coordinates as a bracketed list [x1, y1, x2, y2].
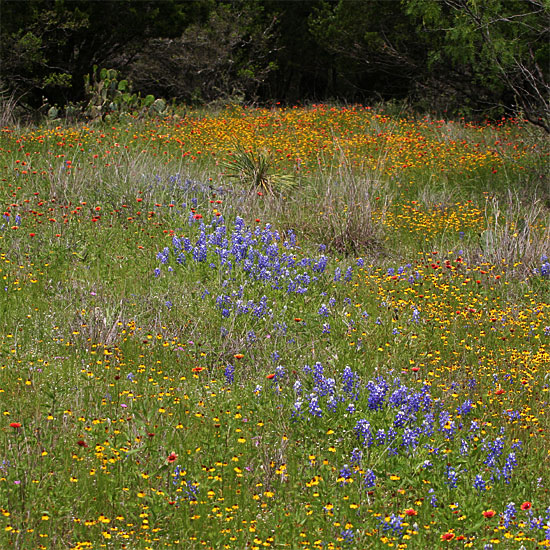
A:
[223, 146, 297, 195]
[83, 66, 167, 121]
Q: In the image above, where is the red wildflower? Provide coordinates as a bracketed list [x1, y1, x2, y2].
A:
[404, 508, 417, 516]
[266, 373, 275, 380]
[483, 510, 496, 518]
[77, 440, 88, 448]
[167, 452, 178, 463]
[441, 532, 455, 541]
[233, 354, 244, 359]
[191, 367, 204, 372]
[9, 422, 21, 429]
[411, 367, 420, 372]
[193, 214, 203, 219]
[521, 501, 531, 511]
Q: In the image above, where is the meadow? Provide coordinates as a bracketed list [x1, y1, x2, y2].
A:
[0, 104, 549, 549]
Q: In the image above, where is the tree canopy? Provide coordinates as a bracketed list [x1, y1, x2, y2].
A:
[1, 0, 548, 128]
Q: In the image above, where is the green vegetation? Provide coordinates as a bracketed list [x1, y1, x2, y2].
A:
[0, 105, 548, 549]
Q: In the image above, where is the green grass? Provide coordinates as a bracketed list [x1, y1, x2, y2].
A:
[0, 106, 549, 549]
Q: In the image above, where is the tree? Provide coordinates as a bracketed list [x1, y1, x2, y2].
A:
[125, 1, 278, 104]
[405, 0, 550, 130]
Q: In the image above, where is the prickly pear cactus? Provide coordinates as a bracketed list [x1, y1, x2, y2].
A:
[83, 66, 167, 121]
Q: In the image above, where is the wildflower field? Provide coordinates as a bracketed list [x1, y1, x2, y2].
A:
[0, 105, 549, 549]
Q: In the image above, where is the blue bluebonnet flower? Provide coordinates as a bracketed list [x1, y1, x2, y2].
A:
[363, 469, 376, 488]
[502, 451, 517, 483]
[333, 267, 342, 282]
[502, 502, 516, 528]
[446, 465, 458, 488]
[342, 366, 360, 400]
[338, 464, 352, 486]
[366, 378, 388, 411]
[307, 393, 323, 418]
[484, 436, 505, 468]
[340, 529, 354, 544]
[154, 268, 161, 278]
[274, 365, 285, 382]
[322, 323, 331, 334]
[457, 399, 473, 416]
[473, 474, 486, 491]
[344, 267, 353, 281]
[318, 304, 330, 317]
[350, 448, 362, 464]
[353, 419, 373, 446]
[224, 364, 234, 385]
[380, 514, 404, 537]
[356, 257, 364, 267]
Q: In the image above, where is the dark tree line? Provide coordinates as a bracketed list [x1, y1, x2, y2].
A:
[1, 0, 548, 128]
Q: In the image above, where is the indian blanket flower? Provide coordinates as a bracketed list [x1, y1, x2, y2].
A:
[9, 422, 21, 429]
[167, 452, 178, 463]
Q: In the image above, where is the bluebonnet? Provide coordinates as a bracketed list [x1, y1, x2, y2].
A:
[446, 465, 458, 489]
[322, 323, 331, 334]
[401, 427, 421, 451]
[224, 364, 234, 385]
[484, 436, 505, 468]
[342, 366, 360, 400]
[380, 514, 404, 537]
[350, 448, 362, 464]
[307, 394, 323, 418]
[274, 365, 285, 382]
[318, 304, 330, 317]
[340, 529, 354, 544]
[502, 502, 516, 528]
[354, 419, 373, 446]
[473, 474, 486, 491]
[363, 469, 376, 488]
[338, 464, 352, 486]
[366, 377, 388, 411]
[501, 451, 517, 483]
[457, 399, 473, 416]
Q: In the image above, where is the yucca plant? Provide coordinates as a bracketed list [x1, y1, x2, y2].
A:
[223, 145, 297, 195]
